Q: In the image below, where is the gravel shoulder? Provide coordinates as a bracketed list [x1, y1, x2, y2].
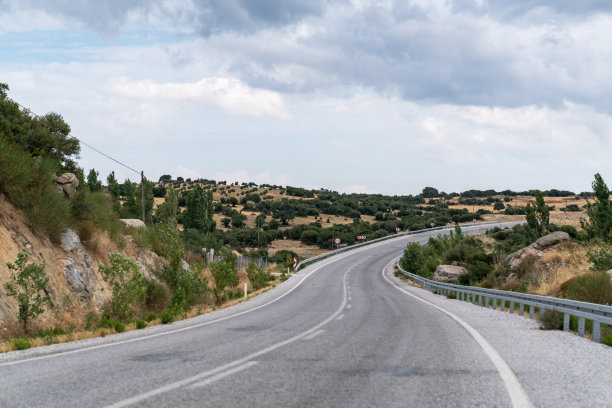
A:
[384, 257, 612, 408]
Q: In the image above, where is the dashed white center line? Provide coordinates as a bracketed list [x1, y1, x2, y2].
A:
[189, 362, 258, 389]
[303, 330, 325, 340]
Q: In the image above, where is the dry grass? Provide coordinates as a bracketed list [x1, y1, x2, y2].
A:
[527, 243, 591, 297]
[0, 278, 282, 353]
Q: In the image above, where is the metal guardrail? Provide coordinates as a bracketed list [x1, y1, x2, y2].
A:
[396, 260, 612, 343]
[294, 220, 521, 272]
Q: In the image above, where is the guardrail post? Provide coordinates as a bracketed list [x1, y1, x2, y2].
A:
[563, 314, 570, 331]
[540, 307, 546, 319]
[484, 296, 488, 308]
[492, 297, 497, 310]
[529, 305, 534, 319]
[519, 303, 524, 316]
[593, 321, 601, 343]
[509, 301, 514, 314]
[478, 295, 483, 306]
[578, 317, 585, 337]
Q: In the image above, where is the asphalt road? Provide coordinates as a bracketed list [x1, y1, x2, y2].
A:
[1, 223, 611, 408]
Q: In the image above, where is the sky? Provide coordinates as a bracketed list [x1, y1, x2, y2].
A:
[1, 0, 612, 195]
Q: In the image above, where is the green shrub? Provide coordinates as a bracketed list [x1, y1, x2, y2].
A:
[10, 338, 31, 350]
[211, 259, 239, 304]
[401, 243, 425, 276]
[136, 319, 147, 329]
[99, 253, 148, 320]
[145, 279, 170, 313]
[25, 188, 72, 242]
[160, 311, 174, 324]
[602, 333, 612, 347]
[566, 272, 612, 305]
[587, 246, 612, 271]
[246, 262, 272, 290]
[540, 310, 564, 330]
[4, 253, 51, 333]
[113, 320, 125, 333]
[144, 312, 157, 322]
[35, 327, 67, 338]
[0, 138, 35, 207]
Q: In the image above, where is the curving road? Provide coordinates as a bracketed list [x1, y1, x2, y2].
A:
[1, 223, 611, 408]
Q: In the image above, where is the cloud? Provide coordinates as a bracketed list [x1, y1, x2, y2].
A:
[341, 184, 377, 194]
[175, 166, 202, 180]
[212, 170, 290, 186]
[108, 76, 290, 118]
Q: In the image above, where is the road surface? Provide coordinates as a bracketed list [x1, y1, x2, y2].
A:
[1, 223, 611, 407]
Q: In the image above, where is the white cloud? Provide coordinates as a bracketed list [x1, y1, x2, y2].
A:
[175, 166, 202, 180]
[341, 184, 377, 194]
[108, 76, 291, 119]
[212, 170, 290, 186]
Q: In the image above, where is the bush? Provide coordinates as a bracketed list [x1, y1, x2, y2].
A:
[587, 246, 612, 271]
[247, 262, 272, 290]
[4, 253, 51, 333]
[602, 333, 612, 347]
[99, 253, 148, 320]
[145, 279, 170, 313]
[401, 243, 426, 276]
[144, 312, 157, 322]
[97, 316, 125, 333]
[135, 319, 147, 329]
[10, 337, 31, 350]
[211, 260, 239, 304]
[160, 310, 174, 324]
[540, 310, 564, 330]
[566, 272, 612, 305]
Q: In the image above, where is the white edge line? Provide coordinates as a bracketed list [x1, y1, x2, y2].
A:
[381, 261, 533, 408]
[0, 240, 382, 368]
[103, 265, 350, 408]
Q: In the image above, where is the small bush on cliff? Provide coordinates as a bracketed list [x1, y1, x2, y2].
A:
[99, 253, 148, 320]
[3, 253, 51, 333]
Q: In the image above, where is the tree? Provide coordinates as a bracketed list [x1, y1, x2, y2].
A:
[106, 171, 120, 212]
[231, 212, 247, 228]
[3, 253, 51, 333]
[183, 186, 215, 233]
[210, 258, 238, 304]
[122, 179, 139, 218]
[422, 187, 439, 198]
[87, 168, 102, 193]
[0, 85, 79, 172]
[221, 217, 231, 228]
[525, 190, 549, 238]
[155, 186, 178, 226]
[581, 173, 612, 242]
[158, 174, 172, 183]
[493, 201, 505, 211]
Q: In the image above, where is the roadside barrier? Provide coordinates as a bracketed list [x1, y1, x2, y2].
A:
[396, 260, 612, 343]
[295, 220, 521, 271]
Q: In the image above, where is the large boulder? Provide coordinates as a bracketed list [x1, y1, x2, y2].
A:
[121, 219, 146, 228]
[433, 265, 468, 282]
[505, 246, 542, 270]
[505, 231, 570, 270]
[54, 173, 79, 199]
[60, 228, 80, 252]
[532, 231, 570, 250]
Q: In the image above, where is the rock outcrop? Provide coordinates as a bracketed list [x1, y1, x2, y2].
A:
[433, 265, 468, 282]
[54, 173, 79, 199]
[505, 231, 570, 270]
[121, 219, 146, 228]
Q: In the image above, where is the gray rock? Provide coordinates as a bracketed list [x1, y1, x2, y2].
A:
[121, 219, 146, 228]
[62, 259, 90, 297]
[505, 246, 542, 270]
[433, 265, 468, 282]
[181, 260, 191, 273]
[61, 229, 81, 252]
[532, 231, 570, 251]
[54, 173, 79, 199]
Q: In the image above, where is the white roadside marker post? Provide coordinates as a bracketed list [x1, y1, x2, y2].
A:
[244, 283, 247, 298]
